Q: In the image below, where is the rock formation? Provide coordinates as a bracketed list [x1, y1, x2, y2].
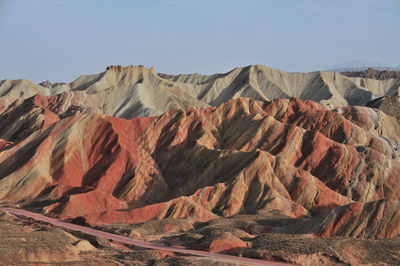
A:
[341, 67, 399, 80]
[2, 65, 400, 265]
[2, 65, 400, 119]
[1, 94, 400, 239]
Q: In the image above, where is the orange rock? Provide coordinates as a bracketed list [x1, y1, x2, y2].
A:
[1, 96, 400, 236]
[197, 232, 249, 253]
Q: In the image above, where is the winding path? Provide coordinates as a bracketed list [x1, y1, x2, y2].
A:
[2, 208, 292, 266]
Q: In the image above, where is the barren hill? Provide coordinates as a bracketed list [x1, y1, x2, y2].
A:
[2, 95, 400, 228]
[2, 65, 400, 265]
[2, 65, 400, 119]
[341, 67, 400, 80]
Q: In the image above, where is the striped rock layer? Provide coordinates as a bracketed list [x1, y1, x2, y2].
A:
[1, 95, 400, 239]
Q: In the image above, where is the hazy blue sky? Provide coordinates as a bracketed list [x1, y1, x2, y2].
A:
[0, 0, 399, 82]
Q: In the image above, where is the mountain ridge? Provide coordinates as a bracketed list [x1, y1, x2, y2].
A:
[1, 64, 400, 120]
[2, 64, 400, 264]
[1, 96, 400, 232]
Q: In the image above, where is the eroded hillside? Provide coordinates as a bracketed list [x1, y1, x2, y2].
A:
[1, 66, 400, 265]
[2, 65, 400, 118]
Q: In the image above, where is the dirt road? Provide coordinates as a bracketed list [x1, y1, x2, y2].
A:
[2, 208, 292, 266]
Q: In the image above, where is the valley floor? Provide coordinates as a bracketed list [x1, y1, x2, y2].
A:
[1, 205, 399, 265]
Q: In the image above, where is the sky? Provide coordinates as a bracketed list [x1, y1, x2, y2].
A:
[0, 0, 399, 83]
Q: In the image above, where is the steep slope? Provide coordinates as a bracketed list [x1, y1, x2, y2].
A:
[0, 79, 50, 107]
[1, 66, 209, 118]
[1, 96, 400, 241]
[3, 65, 400, 265]
[366, 94, 400, 124]
[1, 65, 400, 119]
[316, 199, 400, 239]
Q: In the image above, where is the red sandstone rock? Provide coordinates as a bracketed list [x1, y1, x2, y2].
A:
[0, 139, 12, 152]
[1, 96, 400, 239]
[316, 199, 400, 239]
[195, 232, 250, 253]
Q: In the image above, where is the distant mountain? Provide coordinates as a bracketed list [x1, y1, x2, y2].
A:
[324, 59, 398, 72]
[2, 64, 400, 265]
[341, 67, 399, 80]
[1, 64, 400, 120]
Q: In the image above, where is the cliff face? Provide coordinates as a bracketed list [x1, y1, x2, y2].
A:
[1, 94, 400, 240]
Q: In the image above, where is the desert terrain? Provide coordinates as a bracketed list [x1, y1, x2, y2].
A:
[1, 65, 400, 265]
